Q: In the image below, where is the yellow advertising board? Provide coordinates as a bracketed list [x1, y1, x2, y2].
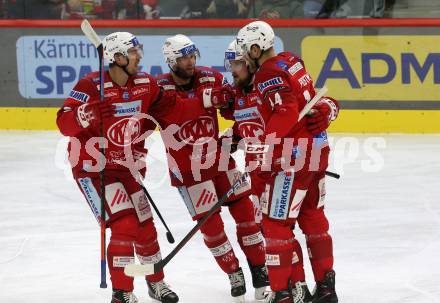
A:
[302, 35, 440, 101]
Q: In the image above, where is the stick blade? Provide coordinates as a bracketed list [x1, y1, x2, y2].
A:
[81, 19, 101, 48]
[124, 263, 156, 277]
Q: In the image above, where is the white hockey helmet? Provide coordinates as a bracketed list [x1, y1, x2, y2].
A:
[224, 40, 245, 72]
[236, 20, 275, 54]
[162, 34, 200, 67]
[103, 32, 142, 63]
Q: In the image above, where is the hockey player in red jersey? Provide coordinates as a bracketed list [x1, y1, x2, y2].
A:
[233, 21, 340, 303]
[152, 34, 269, 302]
[56, 32, 181, 303]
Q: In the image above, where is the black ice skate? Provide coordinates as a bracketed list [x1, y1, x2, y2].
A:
[228, 267, 246, 302]
[147, 280, 179, 303]
[249, 262, 270, 300]
[264, 290, 293, 303]
[291, 281, 313, 303]
[111, 289, 138, 303]
[312, 270, 338, 303]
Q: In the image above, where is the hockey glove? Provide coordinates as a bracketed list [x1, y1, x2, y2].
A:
[306, 97, 339, 135]
[201, 85, 236, 109]
[76, 101, 114, 129]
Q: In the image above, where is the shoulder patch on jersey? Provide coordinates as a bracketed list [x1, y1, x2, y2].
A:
[114, 100, 142, 117]
[276, 61, 289, 71]
[257, 77, 284, 93]
[199, 69, 214, 75]
[134, 78, 150, 85]
[288, 62, 304, 76]
[233, 107, 260, 122]
[157, 78, 170, 85]
[199, 76, 216, 84]
[92, 77, 100, 83]
[162, 84, 176, 91]
[68, 90, 90, 103]
[96, 82, 114, 90]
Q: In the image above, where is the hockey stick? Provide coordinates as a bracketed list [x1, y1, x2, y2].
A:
[141, 185, 175, 244]
[124, 172, 250, 277]
[325, 171, 340, 179]
[124, 86, 329, 277]
[80, 19, 107, 289]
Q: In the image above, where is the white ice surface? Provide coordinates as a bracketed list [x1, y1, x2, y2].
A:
[0, 131, 439, 303]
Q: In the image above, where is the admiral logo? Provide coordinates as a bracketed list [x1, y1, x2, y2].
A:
[257, 77, 283, 93]
[122, 91, 129, 100]
[134, 78, 150, 85]
[69, 90, 90, 103]
[132, 86, 150, 97]
[233, 107, 259, 122]
[276, 61, 289, 71]
[298, 74, 312, 87]
[199, 76, 216, 83]
[114, 100, 142, 117]
[178, 116, 215, 145]
[288, 62, 303, 76]
[195, 188, 217, 207]
[110, 188, 130, 207]
[237, 98, 245, 107]
[107, 118, 141, 146]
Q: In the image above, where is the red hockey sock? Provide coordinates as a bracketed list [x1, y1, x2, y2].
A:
[108, 215, 138, 291]
[262, 217, 294, 291]
[200, 212, 239, 274]
[306, 233, 334, 282]
[290, 239, 306, 283]
[135, 219, 164, 282]
[229, 198, 266, 266]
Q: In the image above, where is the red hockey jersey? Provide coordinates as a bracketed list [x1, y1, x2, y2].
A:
[155, 66, 232, 186]
[244, 52, 333, 172]
[57, 70, 203, 176]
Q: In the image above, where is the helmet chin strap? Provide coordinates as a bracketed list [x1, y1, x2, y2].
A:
[116, 56, 132, 76]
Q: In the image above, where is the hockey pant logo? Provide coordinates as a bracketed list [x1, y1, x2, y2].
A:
[261, 170, 308, 220]
[78, 177, 109, 224]
[226, 168, 251, 197]
[178, 180, 218, 217]
[105, 182, 134, 216]
[130, 190, 153, 223]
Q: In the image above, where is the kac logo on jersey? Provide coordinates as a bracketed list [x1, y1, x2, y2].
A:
[257, 77, 284, 93]
[107, 118, 141, 147]
[114, 100, 142, 117]
[239, 122, 264, 138]
[237, 98, 245, 107]
[178, 116, 215, 145]
[122, 91, 129, 100]
[69, 90, 90, 103]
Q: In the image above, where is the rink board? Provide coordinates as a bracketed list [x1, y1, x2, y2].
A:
[1, 19, 440, 132]
[1, 107, 439, 133]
